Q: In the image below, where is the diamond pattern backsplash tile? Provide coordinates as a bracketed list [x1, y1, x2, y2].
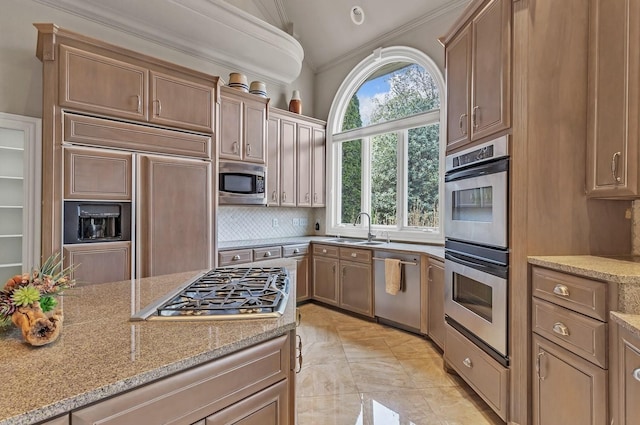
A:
[218, 206, 325, 242]
[633, 200, 640, 255]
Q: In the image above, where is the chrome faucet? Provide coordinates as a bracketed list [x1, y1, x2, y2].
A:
[353, 212, 374, 242]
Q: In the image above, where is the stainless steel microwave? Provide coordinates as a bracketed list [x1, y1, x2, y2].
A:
[218, 161, 267, 205]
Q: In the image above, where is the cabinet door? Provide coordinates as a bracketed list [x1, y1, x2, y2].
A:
[244, 100, 267, 164]
[618, 326, 640, 425]
[470, 0, 511, 141]
[64, 147, 132, 200]
[445, 26, 471, 152]
[532, 334, 607, 425]
[266, 116, 280, 205]
[312, 127, 325, 207]
[296, 123, 313, 207]
[427, 258, 445, 349]
[586, 0, 640, 197]
[59, 45, 147, 121]
[312, 256, 339, 305]
[64, 242, 131, 285]
[295, 255, 310, 302]
[138, 155, 211, 277]
[40, 416, 70, 425]
[149, 71, 214, 133]
[340, 261, 372, 316]
[205, 379, 288, 425]
[219, 94, 243, 160]
[279, 119, 297, 207]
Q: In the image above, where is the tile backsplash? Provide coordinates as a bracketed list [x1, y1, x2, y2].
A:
[217, 206, 326, 242]
[633, 200, 640, 255]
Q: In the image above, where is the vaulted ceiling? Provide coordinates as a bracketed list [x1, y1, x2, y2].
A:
[224, 0, 468, 71]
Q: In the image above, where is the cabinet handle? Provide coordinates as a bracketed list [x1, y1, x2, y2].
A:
[136, 95, 142, 113]
[472, 106, 479, 129]
[536, 351, 546, 380]
[153, 99, 162, 116]
[314, 193, 318, 202]
[296, 308, 301, 326]
[282, 192, 287, 202]
[305, 193, 310, 202]
[264, 251, 272, 257]
[332, 264, 336, 273]
[246, 143, 252, 155]
[342, 266, 346, 277]
[633, 368, 640, 382]
[232, 141, 239, 154]
[351, 252, 357, 258]
[459, 113, 467, 135]
[322, 249, 327, 254]
[293, 248, 300, 254]
[232, 255, 241, 261]
[295, 334, 303, 373]
[552, 322, 570, 336]
[463, 357, 472, 368]
[611, 151, 622, 183]
[553, 284, 570, 297]
[272, 190, 278, 201]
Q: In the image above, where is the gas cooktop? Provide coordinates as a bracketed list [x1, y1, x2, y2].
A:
[131, 266, 290, 321]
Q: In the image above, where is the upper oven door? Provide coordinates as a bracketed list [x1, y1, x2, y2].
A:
[444, 157, 508, 249]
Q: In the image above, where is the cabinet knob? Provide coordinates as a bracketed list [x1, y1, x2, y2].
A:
[351, 252, 357, 258]
[552, 322, 570, 336]
[293, 248, 300, 254]
[633, 368, 640, 382]
[264, 251, 272, 257]
[553, 284, 570, 297]
[232, 255, 241, 261]
[322, 249, 327, 254]
[463, 358, 472, 368]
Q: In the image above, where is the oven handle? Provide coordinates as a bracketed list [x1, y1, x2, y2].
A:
[445, 251, 508, 279]
[444, 156, 508, 182]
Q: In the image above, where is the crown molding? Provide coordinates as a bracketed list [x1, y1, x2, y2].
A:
[33, 0, 304, 83]
[315, 0, 469, 74]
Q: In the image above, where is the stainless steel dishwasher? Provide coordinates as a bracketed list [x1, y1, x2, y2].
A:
[373, 251, 421, 333]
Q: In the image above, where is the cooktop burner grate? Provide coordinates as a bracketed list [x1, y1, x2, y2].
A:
[154, 267, 290, 318]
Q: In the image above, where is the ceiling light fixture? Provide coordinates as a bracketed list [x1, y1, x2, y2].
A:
[350, 6, 365, 25]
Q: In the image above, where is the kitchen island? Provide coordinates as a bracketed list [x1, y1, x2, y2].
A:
[0, 265, 298, 425]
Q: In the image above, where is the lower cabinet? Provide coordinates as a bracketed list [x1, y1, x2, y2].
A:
[427, 258, 445, 349]
[532, 333, 607, 425]
[64, 242, 131, 285]
[71, 332, 293, 425]
[40, 415, 70, 425]
[312, 244, 340, 305]
[613, 322, 640, 425]
[283, 244, 310, 302]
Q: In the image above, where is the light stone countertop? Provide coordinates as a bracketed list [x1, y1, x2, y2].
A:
[0, 264, 298, 425]
[528, 255, 640, 337]
[218, 236, 445, 260]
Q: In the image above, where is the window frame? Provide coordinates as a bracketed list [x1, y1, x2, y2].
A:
[325, 46, 445, 244]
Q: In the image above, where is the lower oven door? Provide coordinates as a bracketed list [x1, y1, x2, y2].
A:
[444, 251, 508, 357]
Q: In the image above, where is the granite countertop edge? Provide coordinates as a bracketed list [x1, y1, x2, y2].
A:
[611, 311, 640, 339]
[528, 255, 640, 284]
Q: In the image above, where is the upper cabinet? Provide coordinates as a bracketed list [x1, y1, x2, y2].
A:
[441, 0, 511, 152]
[219, 86, 268, 164]
[586, 0, 640, 198]
[59, 45, 216, 134]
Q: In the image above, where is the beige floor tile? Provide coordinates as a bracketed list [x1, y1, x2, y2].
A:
[301, 340, 347, 367]
[296, 393, 368, 425]
[400, 356, 463, 388]
[349, 359, 418, 393]
[421, 386, 504, 425]
[297, 324, 341, 344]
[361, 390, 444, 425]
[385, 333, 440, 360]
[296, 361, 359, 397]
[341, 337, 396, 362]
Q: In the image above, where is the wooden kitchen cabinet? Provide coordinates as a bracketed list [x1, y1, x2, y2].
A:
[63, 146, 132, 200]
[613, 323, 640, 425]
[58, 44, 215, 133]
[586, 0, 640, 198]
[427, 257, 445, 350]
[219, 86, 268, 164]
[339, 247, 373, 317]
[266, 108, 325, 207]
[312, 244, 340, 305]
[283, 244, 310, 302]
[64, 242, 131, 285]
[40, 415, 70, 425]
[137, 155, 211, 277]
[441, 0, 511, 151]
[532, 333, 607, 425]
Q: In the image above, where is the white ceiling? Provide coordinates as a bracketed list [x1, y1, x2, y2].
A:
[225, 0, 469, 71]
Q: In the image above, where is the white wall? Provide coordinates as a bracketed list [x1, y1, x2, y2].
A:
[0, 0, 315, 118]
[312, 4, 466, 121]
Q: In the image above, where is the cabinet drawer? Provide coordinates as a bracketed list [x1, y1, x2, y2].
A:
[63, 242, 131, 285]
[532, 297, 607, 368]
[253, 246, 282, 261]
[313, 244, 339, 257]
[532, 266, 607, 321]
[283, 244, 309, 257]
[339, 247, 371, 263]
[218, 249, 253, 266]
[72, 334, 290, 425]
[444, 324, 509, 421]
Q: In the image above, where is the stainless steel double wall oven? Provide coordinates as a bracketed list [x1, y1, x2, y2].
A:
[444, 136, 509, 366]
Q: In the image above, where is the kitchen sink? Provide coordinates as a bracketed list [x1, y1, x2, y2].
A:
[323, 238, 386, 246]
[356, 241, 385, 245]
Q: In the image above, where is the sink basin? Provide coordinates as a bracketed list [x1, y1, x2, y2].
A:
[355, 241, 385, 246]
[323, 238, 364, 243]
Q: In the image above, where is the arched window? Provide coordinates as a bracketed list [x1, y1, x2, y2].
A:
[326, 46, 445, 244]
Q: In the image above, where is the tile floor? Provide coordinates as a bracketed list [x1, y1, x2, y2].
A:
[295, 303, 504, 425]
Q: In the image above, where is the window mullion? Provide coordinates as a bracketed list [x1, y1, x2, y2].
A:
[362, 136, 371, 219]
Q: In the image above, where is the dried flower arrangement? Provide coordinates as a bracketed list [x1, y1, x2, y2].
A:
[1, 252, 76, 346]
